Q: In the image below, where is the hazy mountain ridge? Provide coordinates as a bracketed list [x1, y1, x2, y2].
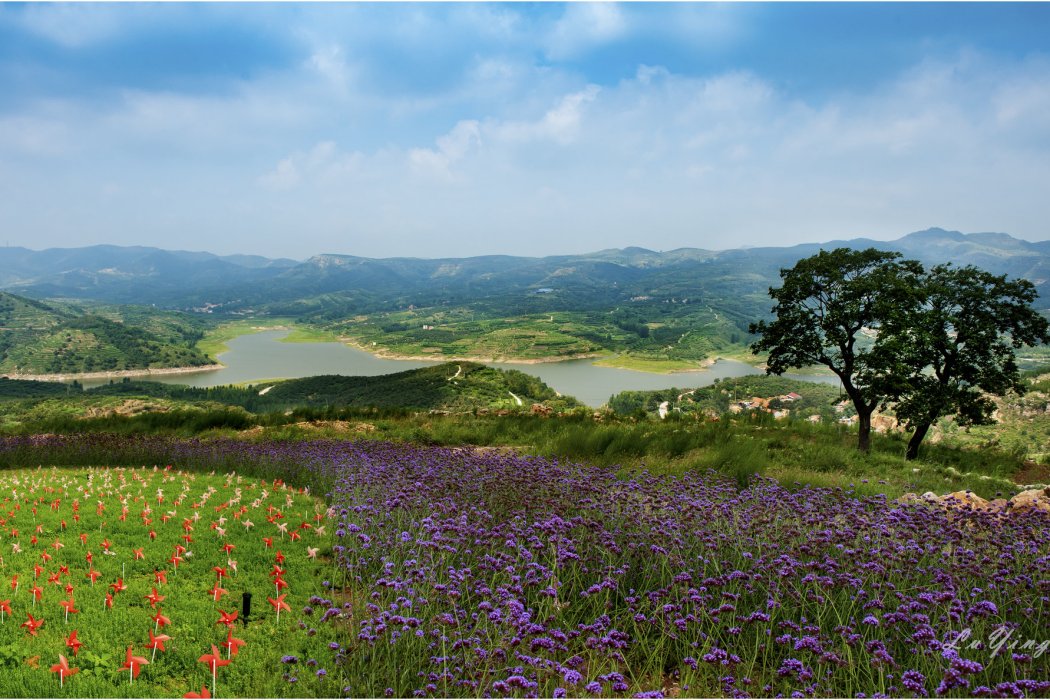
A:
[1, 229, 1046, 314]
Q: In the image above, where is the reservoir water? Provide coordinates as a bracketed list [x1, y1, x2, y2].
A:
[84, 330, 838, 407]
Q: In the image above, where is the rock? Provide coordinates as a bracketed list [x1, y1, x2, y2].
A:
[920, 492, 941, 503]
[983, 498, 1009, 514]
[1008, 488, 1050, 514]
[531, 403, 553, 416]
[941, 491, 989, 510]
[897, 493, 920, 505]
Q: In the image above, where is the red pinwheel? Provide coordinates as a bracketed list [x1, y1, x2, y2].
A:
[262, 537, 273, 548]
[184, 686, 212, 699]
[87, 569, 101, 585]
[223, 627, 246, 658]
[212, 566, 227, 580]
[221, 543, 235, 555]
[118, 645, 148, 683]
[65, 629, 83, 656]
[30, 584, 43, 607]
[0, 599, 10, 623]
[133, 547, 145, 561]
[21, 612, 44, 636]
[198, 644, 230, 696]
[110, 578, 127, 596]
[216, 609, 238, 628]
[275, 550, 286, 564]
[104, 592, 113, 609]
[267, 593, 290, 623]
[145, 587, 165, 608]
[59, 596, 78, 623]
[208, 582, 228, 602]
[50, 654, 79, 688]
[147, 628, 171, 663]
[151, 607, 171, 631]
[154, 570, 168, 585]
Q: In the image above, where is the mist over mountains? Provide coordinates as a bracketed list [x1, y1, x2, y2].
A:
[1, 228, 1047, 314]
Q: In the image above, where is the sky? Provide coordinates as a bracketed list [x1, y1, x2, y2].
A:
[1, 2, 1049, 260]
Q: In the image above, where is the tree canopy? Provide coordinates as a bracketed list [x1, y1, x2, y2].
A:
[879, 264, 1050, 459]
[749, 248, 923, 451]
[750, 248, 1048, 456]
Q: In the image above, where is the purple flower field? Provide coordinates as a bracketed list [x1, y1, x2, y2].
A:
[2, 435, 1048, 698]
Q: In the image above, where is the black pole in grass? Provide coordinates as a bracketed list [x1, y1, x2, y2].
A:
[241, 591, 252, 624]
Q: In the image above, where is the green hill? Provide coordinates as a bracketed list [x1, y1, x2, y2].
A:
[0, 362, 580, 428]
[0, 292, 213, 375]
[254, 362, 577, 412]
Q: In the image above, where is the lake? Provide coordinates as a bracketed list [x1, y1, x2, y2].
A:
[84, 330, 839, 407]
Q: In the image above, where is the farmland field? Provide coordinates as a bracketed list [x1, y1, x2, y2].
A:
[0, 436, 1047, 698]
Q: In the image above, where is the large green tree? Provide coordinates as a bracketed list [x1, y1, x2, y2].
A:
[880, 264, 1050, 460]
[749, 248, 923, 452]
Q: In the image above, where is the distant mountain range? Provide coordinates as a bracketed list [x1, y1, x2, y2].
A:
[2, 228, 1046, 375]
[2, 229, 1046, 313]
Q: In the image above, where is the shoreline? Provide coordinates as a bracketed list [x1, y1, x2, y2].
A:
[210, 324, 769, 375]
[338, 337, 605, 366]
[3, 364, 225, 383]
[342, 339, 769, 374]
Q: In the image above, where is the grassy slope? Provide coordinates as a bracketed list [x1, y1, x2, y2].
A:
[3, 367, 1046, 501]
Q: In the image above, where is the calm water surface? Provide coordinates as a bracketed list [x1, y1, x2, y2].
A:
[85, 330, 837, 407]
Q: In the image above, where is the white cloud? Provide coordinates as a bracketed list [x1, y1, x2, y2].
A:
[260, 141, 363, 191]
[545, 3, 627, 60]
[492, 86, 600, 145]
[409, 120, 482, 182]
[16, 4, 128, 48]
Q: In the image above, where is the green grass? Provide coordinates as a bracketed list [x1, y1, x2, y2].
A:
[0, 466, 341, 698]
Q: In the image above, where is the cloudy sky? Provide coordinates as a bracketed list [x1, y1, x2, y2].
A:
[1, 2, 1049, 259]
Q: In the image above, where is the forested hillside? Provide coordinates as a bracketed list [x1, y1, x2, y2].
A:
[0, 292, 214, 374]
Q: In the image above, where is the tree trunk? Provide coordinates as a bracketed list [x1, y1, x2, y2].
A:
[905, 422, 931, 461]
[856, 410, 872, 453]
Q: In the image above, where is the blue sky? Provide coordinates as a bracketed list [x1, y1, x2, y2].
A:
[1, 3, 1049, 259]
